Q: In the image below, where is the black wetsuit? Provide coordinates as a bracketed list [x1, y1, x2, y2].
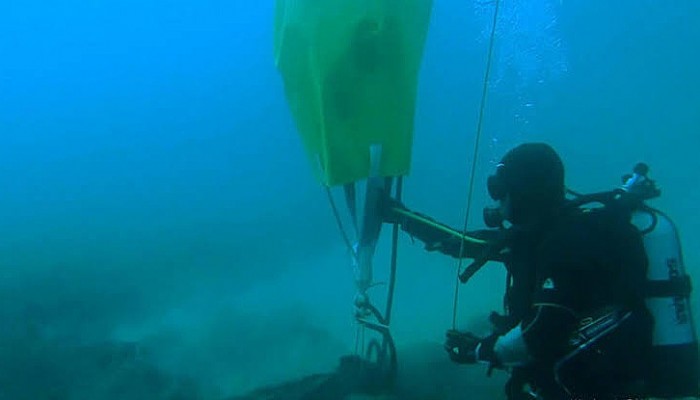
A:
[393, 204, 654, 399]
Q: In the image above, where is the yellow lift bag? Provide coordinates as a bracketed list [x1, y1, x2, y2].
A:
[274, 0, 433, 186]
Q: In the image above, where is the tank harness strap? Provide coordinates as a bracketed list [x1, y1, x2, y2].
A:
[646, 275, 693, 298]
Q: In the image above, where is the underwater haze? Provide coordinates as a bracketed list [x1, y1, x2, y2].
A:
[1, 0, 699, 399]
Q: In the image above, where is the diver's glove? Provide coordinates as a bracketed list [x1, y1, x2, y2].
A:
[444, 330, 501, 366]
[444, 330, 481, 364]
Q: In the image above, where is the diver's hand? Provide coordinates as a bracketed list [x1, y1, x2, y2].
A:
[444, 330, 501, 366]
[444, 330, 481, 364]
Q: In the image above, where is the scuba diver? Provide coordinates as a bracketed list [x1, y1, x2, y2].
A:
[381, 142, 699, 399]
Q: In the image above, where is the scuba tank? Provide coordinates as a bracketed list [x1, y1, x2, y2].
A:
[551, 163, 699, 397]
[622, 164, 699, 397]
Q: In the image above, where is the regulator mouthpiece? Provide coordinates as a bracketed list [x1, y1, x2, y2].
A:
[483, 207, 504, 228]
